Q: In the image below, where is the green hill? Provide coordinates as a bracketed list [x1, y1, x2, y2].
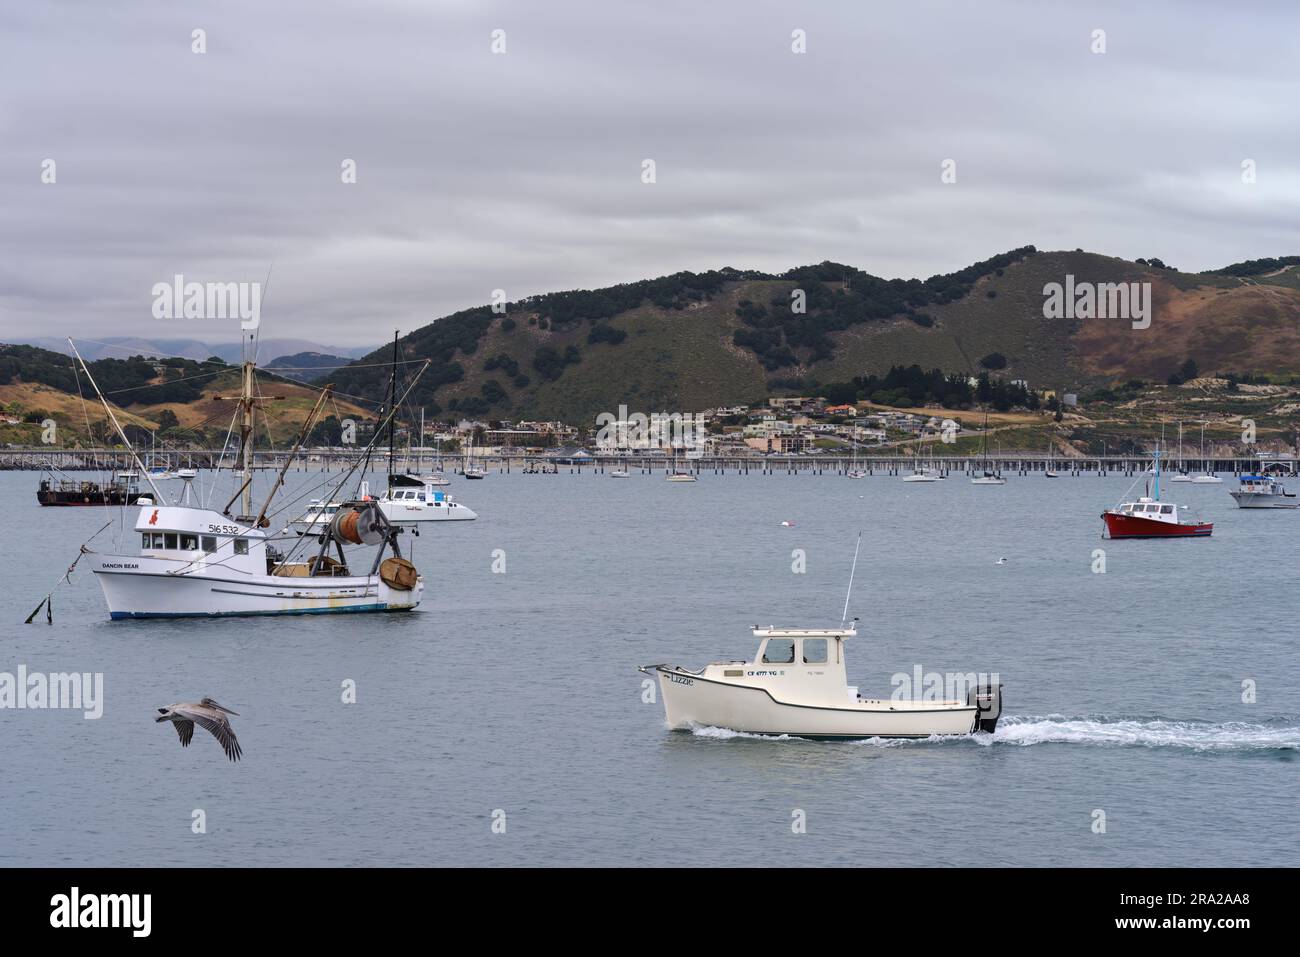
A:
[326, 247, 1300, 423]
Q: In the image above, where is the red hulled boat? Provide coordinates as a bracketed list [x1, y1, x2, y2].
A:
[1101, 447, 1212, 539]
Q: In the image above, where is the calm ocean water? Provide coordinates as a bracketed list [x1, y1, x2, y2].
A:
[3, 467, 1298, 867]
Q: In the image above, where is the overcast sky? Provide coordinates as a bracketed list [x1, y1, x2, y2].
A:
[2, 0, 1298, 351]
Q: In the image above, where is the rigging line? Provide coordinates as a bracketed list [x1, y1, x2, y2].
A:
[98, 366, 229, 397]
[263, 358, 430, 372]
[274, 360, 431, 567]
[58, 337, 194, 361]
[205, 409, 241, 509]
[67, 345, 95, 444]
[254, 373, 278, 453]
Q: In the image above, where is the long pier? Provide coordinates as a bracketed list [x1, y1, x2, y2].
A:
[2, 448, 1293, 477]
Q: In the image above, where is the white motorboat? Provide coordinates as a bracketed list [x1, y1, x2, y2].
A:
[640, 621, 1002, 739]
[375, 475, 477, 525]
[902, 467, 941, 482]
[846, 469, 867, 479]
[666, 470, 697, 482]
[1230, 473, 1298, 508]
[971, 472, 1006, 485]
[422, 472, 451, 487]
[71, 340, 426, 620]
[609, 469, 630, 478]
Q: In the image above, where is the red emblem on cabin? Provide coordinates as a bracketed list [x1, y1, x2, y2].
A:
[148, 509, 159, 525]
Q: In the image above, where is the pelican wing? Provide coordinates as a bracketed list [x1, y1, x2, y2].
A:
[177, 706, 243, 762]
[173, 718, 195, 747]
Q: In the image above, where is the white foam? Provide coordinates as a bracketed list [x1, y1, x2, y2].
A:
[686, 716, 1300, 751]
[993, 715, 1300, 751]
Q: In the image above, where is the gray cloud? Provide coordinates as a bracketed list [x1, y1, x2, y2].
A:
[2, 0, 1298, 350]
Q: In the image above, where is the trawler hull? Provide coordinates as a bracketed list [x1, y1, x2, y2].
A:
[650, 667, 983, 739]
[91, 555, 422, 619]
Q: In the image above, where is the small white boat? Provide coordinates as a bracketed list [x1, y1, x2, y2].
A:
[1169, 422, 1192, 481]
[376, 476, 477, 524]
[971, 417, 1005, 484]
[1044, 470, 1059, 478]
[640, 621, 1002, 739]
[422, 472, 451, 487]
[1190, 422, 1221, 483]
[846, 469, 868, 479]
[666, 471, 697, 483]
[609, 469, 630, 478]
[1230, 473, 1298, 508]
[463, 467, 486, 480]
[902, 468, 941, 482]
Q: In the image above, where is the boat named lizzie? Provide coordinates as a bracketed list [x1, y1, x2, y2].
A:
[640, 621, 1002, 739]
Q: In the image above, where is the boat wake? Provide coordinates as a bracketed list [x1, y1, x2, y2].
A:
[686, 716, 1300, 752]
[991, 715, 1300, 752]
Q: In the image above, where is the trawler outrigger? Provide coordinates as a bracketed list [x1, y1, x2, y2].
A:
[640, 621, 1002, 739]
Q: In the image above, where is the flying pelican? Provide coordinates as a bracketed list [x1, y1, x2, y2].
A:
[156, 698, 242, 762]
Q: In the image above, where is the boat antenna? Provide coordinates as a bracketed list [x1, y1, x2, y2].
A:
[842, 531, 863, 624]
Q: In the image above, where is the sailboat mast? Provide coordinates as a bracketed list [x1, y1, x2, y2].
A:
[386, 331, 398, 482]
[240, 359, 255, 518]
[1153, 443, 1161, 501]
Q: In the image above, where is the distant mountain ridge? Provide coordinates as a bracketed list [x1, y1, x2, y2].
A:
[263, 352, 356, 383]
[14, 336, 370, 364]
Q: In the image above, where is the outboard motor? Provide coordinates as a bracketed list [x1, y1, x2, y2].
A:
[967, 683, 1003, 734]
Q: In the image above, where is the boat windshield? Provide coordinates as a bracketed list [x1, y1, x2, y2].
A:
[761, 638, 795, 664]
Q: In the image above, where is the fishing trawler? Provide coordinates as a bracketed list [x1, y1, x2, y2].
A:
[37, 471, 148, 507]
[1102, 447, 1212, 539]
[640, 621, 1002, 739]
[73, 340, 426, 619]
